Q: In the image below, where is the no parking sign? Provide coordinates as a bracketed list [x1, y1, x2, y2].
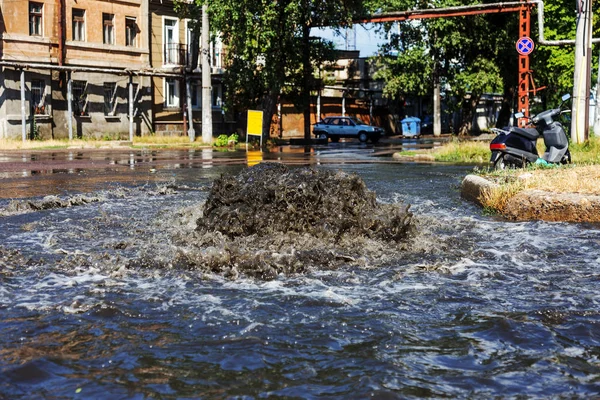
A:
[516, 36, 535, 55]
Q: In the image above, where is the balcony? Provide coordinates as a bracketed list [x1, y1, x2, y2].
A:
[164, 43, 188, 66]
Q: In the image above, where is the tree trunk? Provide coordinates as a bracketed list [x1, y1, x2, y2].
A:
[496, 86, 514, 128]
[458, 94, 480, 136]
[261, 91, 278, 141]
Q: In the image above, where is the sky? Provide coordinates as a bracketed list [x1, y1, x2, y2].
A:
[311, 24, 388, 57]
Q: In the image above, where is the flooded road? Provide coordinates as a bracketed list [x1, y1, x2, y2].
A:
[1, 144, 599, 398]
[0, 139, 440, 199]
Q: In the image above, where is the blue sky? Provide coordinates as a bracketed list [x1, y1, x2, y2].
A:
[311, 24, 387, 57]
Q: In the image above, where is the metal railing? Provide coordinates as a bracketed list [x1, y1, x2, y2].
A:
[164, 43, 188, 66]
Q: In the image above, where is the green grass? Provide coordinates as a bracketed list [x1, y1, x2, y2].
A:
[570, 135, 600, 164]
[430, 140, 490, 163]
[424, 135, 600, 165]
[397, 150, 418, 156]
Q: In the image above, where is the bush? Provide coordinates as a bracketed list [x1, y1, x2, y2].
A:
[214, 133, 239, 147]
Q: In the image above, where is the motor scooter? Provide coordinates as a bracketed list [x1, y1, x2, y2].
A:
[489, 94, 572, 169]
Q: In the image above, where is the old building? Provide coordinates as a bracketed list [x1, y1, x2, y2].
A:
[0, 0, 154, 139]
[0, 0, 229, 141]
[148, 0, 229, 136]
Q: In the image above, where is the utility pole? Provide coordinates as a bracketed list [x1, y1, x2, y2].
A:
[201, 4, 213, 145]
[571, 0, 593, 144]
[594, 52, 600, 136]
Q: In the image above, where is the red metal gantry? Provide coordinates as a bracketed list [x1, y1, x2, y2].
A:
[363, 1, 536, 125]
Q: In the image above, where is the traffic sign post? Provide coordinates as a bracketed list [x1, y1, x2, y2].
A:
[517, 4, 533, 128]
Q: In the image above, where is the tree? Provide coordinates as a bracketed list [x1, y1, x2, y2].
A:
[374, 0, 513, 135]
[208, 0, 372, 140]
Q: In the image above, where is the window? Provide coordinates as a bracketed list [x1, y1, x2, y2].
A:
[191, 81, 201, 109]
[29, 2, 43, 36]
[210, 37, 222, 69]
[164, 18, 178, 64]
[125, 17, 137, 47]
[165, 78, 179, 108]
[103, 13, 114, 45]
[72, 81, 87, 115]
[72, 9, 85, 41]
[186, 24, 199, 69]
[103, 83, 116, 115]
[31, 79, 45, 114]
[212, 84, 222, 109]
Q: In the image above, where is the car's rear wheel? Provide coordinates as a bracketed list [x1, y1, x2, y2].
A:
[358, 132, 368, 143]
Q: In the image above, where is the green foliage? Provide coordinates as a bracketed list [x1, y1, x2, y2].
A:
[374, 47, 433, 98]
[214, 133, 239, 147]
[205, 0, 373, 137]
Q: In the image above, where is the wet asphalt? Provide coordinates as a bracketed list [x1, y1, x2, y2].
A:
[0, 138, 448, 199]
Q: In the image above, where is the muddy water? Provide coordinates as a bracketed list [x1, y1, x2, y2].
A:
[1, 161, 600, 398]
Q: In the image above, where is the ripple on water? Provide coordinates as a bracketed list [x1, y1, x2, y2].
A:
[1, 164, 600, 397]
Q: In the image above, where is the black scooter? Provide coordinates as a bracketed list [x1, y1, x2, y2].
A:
[490, 94, 572, 169]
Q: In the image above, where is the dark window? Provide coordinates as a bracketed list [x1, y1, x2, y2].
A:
[104, 83, 116, 115]
[72, 81, 87, 115]
[191, 82, 200, 109]
[212, 85, 222, 108]
[29, 2, 43, 36]
[125, 17, 137, 47]
[165, 78, 179, 108]
[31, 79, 45, 114]
[72, 9, 85, 41]
[103, 13, 114, 45]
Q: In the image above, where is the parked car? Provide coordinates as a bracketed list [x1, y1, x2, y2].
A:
[313, 116, 383, 143]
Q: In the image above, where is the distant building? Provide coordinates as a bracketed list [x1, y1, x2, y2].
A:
[277, 50, 393, 137]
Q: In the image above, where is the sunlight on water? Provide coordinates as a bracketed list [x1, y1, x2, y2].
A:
[1, 164, 600, 397]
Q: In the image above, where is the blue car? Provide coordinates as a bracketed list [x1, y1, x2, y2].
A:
[313, 116, 383, 143]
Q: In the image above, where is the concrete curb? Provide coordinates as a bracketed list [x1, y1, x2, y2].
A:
[461, 173, 600, 222]
[460, 174, 498, 206]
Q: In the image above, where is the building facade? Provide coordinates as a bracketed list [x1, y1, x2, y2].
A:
[0, 0, 228, 140]
[148, 0, 227, 136]
[0, 0, 154, 139]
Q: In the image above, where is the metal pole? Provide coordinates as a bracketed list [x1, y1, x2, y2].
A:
[20, 69, 26, 142]
[517, 4, 531, 127]
[129, 75, 134, 142]
[571, 0, 592, 144]
[186, 77, 195, 142]
[316, 90, 321, 122]
[201, 4, 213, 144]
[594, 51, 600, 136]
[67, 72, 73, 140]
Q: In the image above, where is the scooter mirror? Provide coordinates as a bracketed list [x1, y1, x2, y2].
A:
[561, 93, 571, 102]
[514, 112, 525, 118]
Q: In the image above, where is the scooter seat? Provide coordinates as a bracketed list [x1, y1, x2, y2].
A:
[510, 127, 539, 140]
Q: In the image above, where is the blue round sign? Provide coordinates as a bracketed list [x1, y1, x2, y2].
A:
[516, 36, 535, 55]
